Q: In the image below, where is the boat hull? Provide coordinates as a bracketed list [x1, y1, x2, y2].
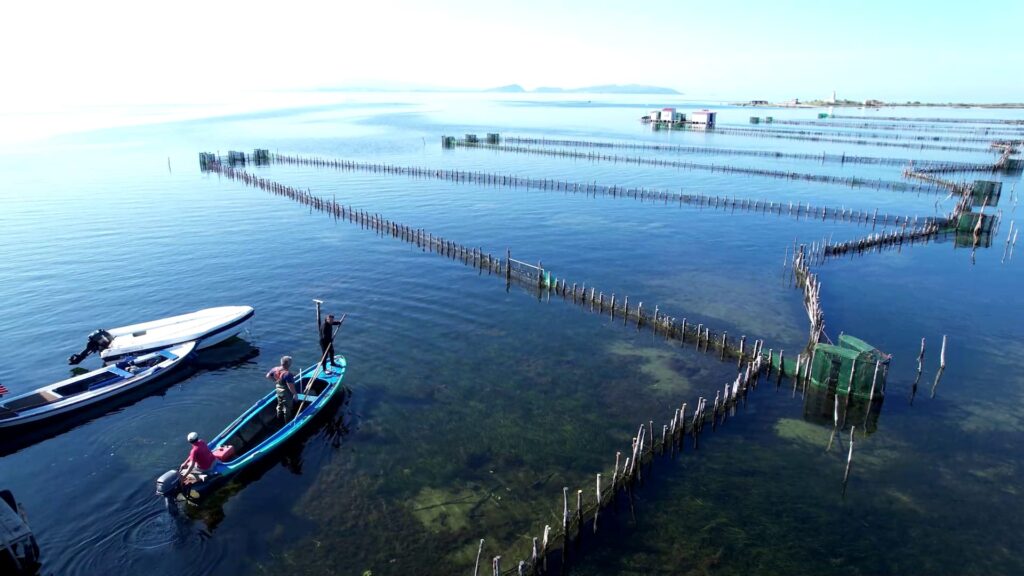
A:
[159, 355, 346, 502]
[99, 306, 253, 362]
[0, 342, 195, 431]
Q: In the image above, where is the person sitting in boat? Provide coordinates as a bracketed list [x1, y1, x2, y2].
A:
[179, 432, 225, 482]
[319, 314, 343, 373]
[266, 355, 297, 419]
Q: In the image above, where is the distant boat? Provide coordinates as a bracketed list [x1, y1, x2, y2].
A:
[0, 342, 195, 430]
[68, 305, 254, 364]
[155, 355, 346, 506]
[0, 489, 40, 574]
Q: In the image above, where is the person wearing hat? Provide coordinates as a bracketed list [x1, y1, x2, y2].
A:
[319, 314, 343, 373]
[266, 355, 297, 419]
[179, 432, 223, 480]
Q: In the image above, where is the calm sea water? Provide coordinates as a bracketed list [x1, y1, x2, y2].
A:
[0, 93, 1021, 575]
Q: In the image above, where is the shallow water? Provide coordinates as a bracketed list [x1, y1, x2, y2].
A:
[0, 94, 1021, 575]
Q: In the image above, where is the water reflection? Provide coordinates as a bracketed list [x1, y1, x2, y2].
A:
[802, 381, 883, 436]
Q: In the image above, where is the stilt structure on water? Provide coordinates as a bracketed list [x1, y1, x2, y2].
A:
[195, 118, 1019, 572]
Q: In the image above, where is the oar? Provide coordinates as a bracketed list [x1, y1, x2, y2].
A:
[293, 313, 346, 419]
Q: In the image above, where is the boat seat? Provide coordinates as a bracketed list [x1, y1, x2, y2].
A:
[2, 391, 61, 412]
[295, 393, 318, 403]
[108, 366, 135, 379]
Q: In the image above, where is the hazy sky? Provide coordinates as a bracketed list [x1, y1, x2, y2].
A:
[2, 0, 1022, 111]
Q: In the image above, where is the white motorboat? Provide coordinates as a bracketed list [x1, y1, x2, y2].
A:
[0, 342, 195, 430]
[68, 305, 254, 364]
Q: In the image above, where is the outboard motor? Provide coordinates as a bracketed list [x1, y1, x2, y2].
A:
[155, 469, 181, 514]
[67, 329, 114, 365]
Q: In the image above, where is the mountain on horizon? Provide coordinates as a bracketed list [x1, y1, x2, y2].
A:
[486, 84, 527, 93]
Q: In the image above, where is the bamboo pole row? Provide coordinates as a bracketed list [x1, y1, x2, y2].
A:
[267, 152, 937, 228]
[450, 141, 949, 194]
[821, 223, 943, 257]
[832, 114, 1024, 126]
[791, 245, 826, 346]
[821, 165, 989, 259]
[768, 119, 1024, 137]
[205, 160, 509, 275]
[478, 353, 769, 576]
[723, 124, 1016, 145]
[693, 126, 996, 152]
[204, 159, 769, 364]
[501, 136, 998, 170]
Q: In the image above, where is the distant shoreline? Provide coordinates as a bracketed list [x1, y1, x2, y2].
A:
[734, 99, 1024, 109]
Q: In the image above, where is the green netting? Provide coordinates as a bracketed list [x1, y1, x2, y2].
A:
[809, 337, 888, 397]
[971, 180, 1002, 206]
[955, 212, 995, 234]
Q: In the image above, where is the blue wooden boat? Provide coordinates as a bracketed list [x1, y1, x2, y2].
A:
[0, 342, 195, 431]
[155, 355, 346, 506]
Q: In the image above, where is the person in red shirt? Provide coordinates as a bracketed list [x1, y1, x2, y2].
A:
[180, 432, 224, 480]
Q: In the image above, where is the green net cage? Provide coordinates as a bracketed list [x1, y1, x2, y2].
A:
[809, 335, 889, 398]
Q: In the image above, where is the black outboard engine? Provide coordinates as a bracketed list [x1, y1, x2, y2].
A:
[67, 329, 114, 365]
[155, 469, 181, 514]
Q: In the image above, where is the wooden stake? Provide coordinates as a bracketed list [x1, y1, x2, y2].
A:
[843, 426, 856, 485]
[542, 525, 550, 571]
[917, 337, 926, 373]
[474, 539, 484, 576]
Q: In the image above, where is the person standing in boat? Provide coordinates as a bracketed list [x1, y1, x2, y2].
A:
[180, 432, 224, 480]
[266, 355, 297, 419]
[319, 314, 343, 373]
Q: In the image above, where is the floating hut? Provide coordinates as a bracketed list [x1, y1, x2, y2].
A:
[690, 110, 717, 127]
[809, 335, 889, 398]
[644, 108, 685, 123]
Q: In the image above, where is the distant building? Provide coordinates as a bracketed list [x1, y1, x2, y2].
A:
[828, 90, 836, 104]
[750, 100, 769, 106]
[690, 109, 717, 127]
[645, 108, 685, 123]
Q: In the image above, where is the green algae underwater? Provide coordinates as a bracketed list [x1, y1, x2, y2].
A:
[0, 95, 1021, 576]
